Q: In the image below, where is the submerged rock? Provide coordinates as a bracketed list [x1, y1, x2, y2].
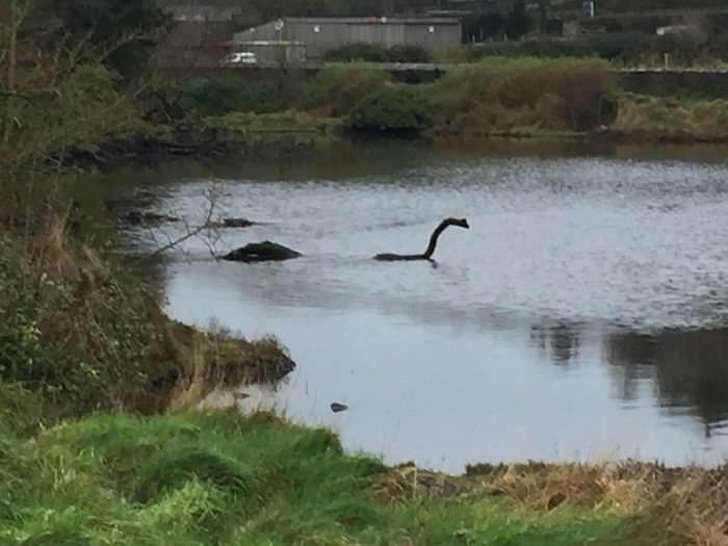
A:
[330, 402, 349, 413]
[222, 241, 301, 263]
[121, 210, 180, 226]
[207, 217, 256, 229]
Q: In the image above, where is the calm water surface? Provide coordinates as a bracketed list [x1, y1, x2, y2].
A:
[101, 140, 728, 472]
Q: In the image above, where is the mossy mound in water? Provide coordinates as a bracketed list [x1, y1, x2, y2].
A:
[222, 241, 301, 263]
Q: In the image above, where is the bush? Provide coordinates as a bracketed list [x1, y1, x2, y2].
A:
[0, 231, 175, 414]
[305, 64, 391, 116]
[387, 45, 430, 63]
[176, 77, 245, 116]
[0, 220, 293, 418]
[324, 43, 388, 62]
[429, 57, 618, 134]
[324, 43, 431, 64]
[346, 87, 435, 134]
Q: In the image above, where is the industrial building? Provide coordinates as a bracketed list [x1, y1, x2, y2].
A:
[233, 17, 463, 60]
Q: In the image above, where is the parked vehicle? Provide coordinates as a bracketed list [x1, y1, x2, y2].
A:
[222, 52, 257, 65]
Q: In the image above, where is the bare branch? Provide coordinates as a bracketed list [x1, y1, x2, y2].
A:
[138, 184, 226, 262]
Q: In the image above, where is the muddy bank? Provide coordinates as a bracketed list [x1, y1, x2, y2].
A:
[163, 320, 296, 411]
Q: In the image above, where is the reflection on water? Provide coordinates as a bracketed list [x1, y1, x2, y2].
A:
[607, 328, 728, 434]
[95, 139, 728, 471]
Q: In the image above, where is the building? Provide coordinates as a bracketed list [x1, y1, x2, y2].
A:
[394, 0, 516, 15]
[233, 17, 463, 60]
[157, 5, 242, 67]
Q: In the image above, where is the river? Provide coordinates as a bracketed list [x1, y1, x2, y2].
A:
[94, 139, 728, 472]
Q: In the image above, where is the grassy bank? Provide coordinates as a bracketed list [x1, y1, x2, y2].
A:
[6, 409, 728, 545]
[166, 58, 728, 147]
[0, 409, 667, 546]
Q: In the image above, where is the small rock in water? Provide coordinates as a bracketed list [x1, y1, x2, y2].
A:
[122, 210, 180, 226]
[330, 402, 349, 413]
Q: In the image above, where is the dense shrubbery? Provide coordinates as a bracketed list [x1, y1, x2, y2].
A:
[428, 57, 618, 134]
[173, 76, 298, 116]
[304, 64, 391, 116]
[324, 43, 389, 62]
[346, 87, 435, 134]
[387, 44, 431, 63]
[0, 219, 292, 421]
[0, 229, 167, 415]
[324, 43, 431, 63]
[176, 77, 247, 116]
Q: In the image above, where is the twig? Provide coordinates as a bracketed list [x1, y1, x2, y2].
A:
[137, 185, 224, 261]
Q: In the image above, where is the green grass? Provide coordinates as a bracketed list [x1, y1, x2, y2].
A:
[0, 410, 649, 545]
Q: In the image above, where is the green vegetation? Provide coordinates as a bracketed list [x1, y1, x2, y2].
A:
[427, 57, 618, 135]
[0, 0, 295, 429]
[174, 77, 297, 116]
[304, 64, 391, 117]
[4, 4, 728, 544]
[0, 224, 293, 423]
[325, 43, 431, 63]
[0, 409, 661, 546]
[204, 110, 340, 135]
[346, 87, 435, 134]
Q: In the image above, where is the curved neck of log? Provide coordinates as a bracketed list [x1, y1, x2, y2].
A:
[374, 217, 468, 262]
[422, 219, 457, 259]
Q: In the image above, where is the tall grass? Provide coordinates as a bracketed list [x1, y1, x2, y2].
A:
[0, 410, 651, 546]
[427, 57, 619, 135]
[610, 93, 728, 141]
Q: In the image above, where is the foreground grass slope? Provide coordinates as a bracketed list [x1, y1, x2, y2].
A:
[0, 410, 647, 546]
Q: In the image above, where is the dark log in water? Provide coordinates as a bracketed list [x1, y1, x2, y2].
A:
[374, 217, 469, 262]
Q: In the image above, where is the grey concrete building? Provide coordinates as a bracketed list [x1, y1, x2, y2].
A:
[233, 17, 462, 60]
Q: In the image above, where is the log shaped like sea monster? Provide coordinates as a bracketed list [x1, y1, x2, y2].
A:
[374, 217, 469, 261]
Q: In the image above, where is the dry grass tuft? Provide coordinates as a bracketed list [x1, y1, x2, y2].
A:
[29, 211, 77, 278]
[377, 460, 728, 545]
[610, 93, 728, 142]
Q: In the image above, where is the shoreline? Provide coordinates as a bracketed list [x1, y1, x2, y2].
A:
[59, 124, 728, 171]
[0, 408, 720, 545]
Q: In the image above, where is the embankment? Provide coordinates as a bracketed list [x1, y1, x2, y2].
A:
[1, 409, 725, 545]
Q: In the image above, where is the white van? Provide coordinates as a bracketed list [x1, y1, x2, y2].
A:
[222, 52, 257, 66]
